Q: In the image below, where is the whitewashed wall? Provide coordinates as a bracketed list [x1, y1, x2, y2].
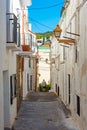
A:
[0, 0, 32, 129]
[51, 37, 58, 91]
[23, 57, 29, 98]
[0, 0, 7, 130]
[58, 0, 87, 130]
[76, 2, 87, 130]
[23, 56, 35, 98]
[4, 0, 21, 128]
[38, 49, 50, 84]
[9, 50, 17, 127]
[0, 70, 4, 130]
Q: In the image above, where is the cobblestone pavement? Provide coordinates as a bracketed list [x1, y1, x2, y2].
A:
[13, 92, 79, 130]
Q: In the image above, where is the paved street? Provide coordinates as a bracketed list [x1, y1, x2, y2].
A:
[13, 92, 79, 130]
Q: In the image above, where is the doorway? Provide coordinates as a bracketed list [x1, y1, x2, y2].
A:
[55, 83, 57, 93]
[3, 71, 10, 128]
[27, 73, 29, 91]
[30, 75, 32, 90]
[57, 86, 59, 96]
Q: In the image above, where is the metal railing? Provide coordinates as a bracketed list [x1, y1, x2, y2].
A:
[17, 23, 20, 47]
[20, 33, 35, 47]
[6, 13, 20, 46]
[25, 33, 32, 46]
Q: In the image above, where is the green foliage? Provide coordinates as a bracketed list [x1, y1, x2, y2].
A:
[45, 84, 51, 92]
[39, 83, 43, 91]
[36, 31, 53, 39]
[38, 83, 51, 92]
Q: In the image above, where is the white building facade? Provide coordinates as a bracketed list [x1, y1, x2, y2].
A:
[38, 46, 50, 84]
[51, 0, 87, 130]
[21, 53, 37, 99]
[0, 0, 32, 129]
[0, 0, 9, 129]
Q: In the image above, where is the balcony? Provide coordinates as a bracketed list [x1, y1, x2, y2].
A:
[21, 33, 32, 46]
[25, 33, 32, 46]
[6, 13, 20, 48]
[22, 45, 31, 52]
[17, 23, 20, 47]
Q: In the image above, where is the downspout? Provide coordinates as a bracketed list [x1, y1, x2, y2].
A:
[22, 5, 25, 45]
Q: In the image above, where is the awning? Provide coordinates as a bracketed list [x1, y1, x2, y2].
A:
[59, 39, 75, 44]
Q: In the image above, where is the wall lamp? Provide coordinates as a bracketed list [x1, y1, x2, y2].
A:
[53, 25, 62, 40]
[53, 25, 75, 44]
[53, 25, 80, 45]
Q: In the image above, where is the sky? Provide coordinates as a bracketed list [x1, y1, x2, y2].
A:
[28, 0, 64, 33]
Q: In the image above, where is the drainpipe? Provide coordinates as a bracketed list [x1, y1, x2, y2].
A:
[22, 5, 25, 45]
[77, 0, 80, 36]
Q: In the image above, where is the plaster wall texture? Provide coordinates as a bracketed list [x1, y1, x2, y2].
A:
[23, 57, 35, 98]
[0, 0, 32, 129]
[59, 1, 87, 130]
[0, 70, 4, 130]
[7, 50, 17, 127]
[51, 65, 56, 91]
[23, 58, 30, 98]
[0, 0, 7, 129]
[51, 1, 87, 130]
[38, 50, 50, 84]
[6, 1, 22, 126]
[51, 37, 59, 90]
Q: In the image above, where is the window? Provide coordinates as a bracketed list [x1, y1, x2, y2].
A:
[77, 95, 80, 116]
[10, 76, 13, 105]
[14, 74, 16, 97]
[36, 58, 39, 63]
[10, 74, 17, 105]
[45, 58, 48, 63]
[27, 73, 29, 91]
[57, 86, 59, 96]
[55, 84, 57, 93]
[30, 75, 32, 90]
[75, 45, 78, 63]
[29, 58, 31, 68]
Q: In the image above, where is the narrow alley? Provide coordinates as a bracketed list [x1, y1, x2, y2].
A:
[13, 92, 79, 130]
[0, 0, 87, 130]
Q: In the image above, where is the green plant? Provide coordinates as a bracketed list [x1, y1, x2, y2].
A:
[38, 83, 51, 92]
[39, 83, 43, 91]
[45, 84, 51, 92]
